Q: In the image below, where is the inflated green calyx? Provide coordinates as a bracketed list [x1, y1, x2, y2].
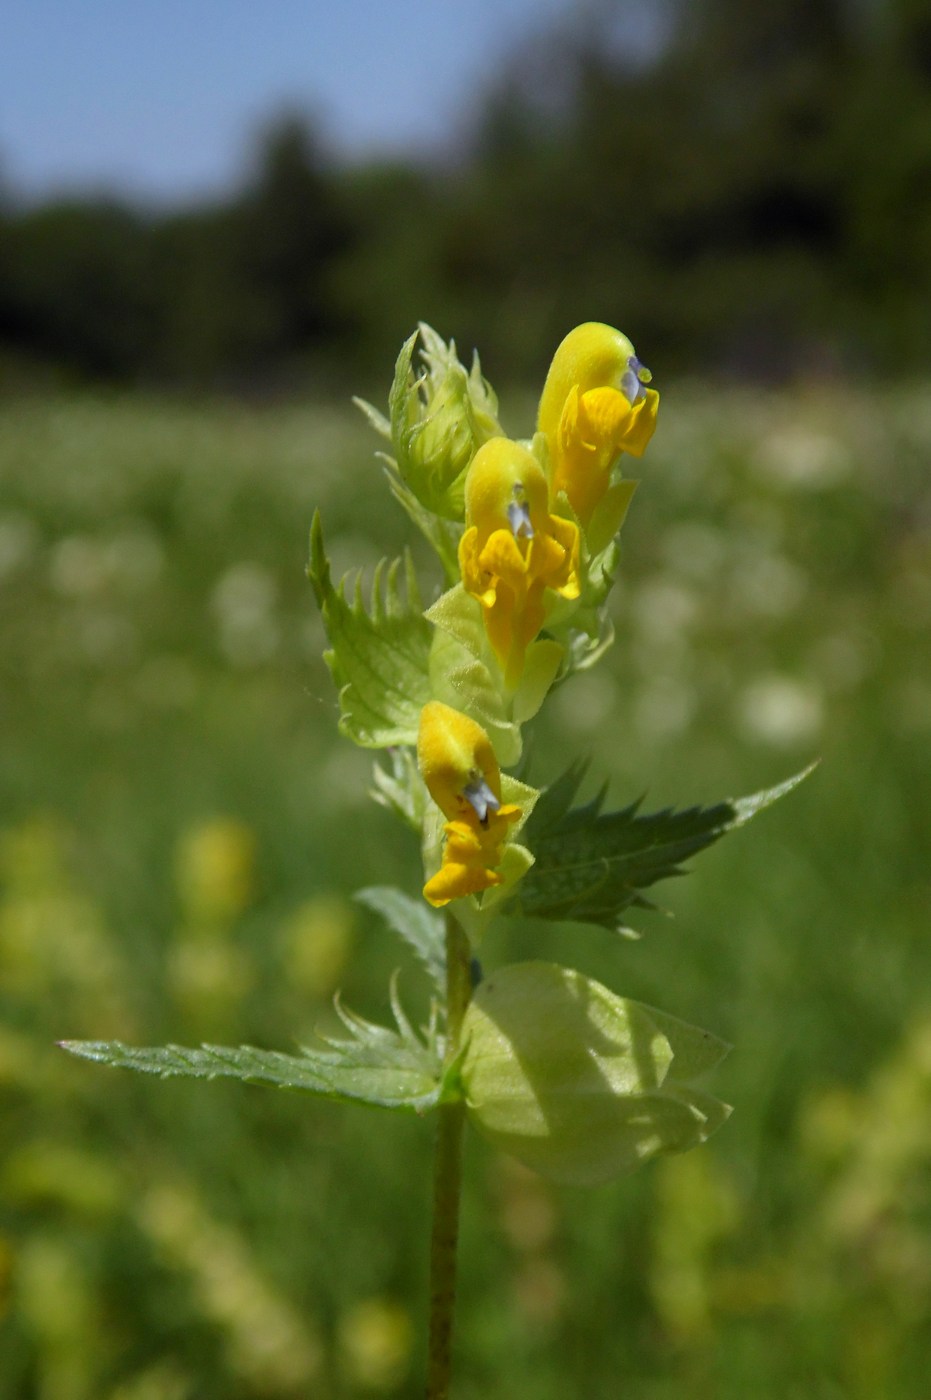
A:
[460, 961, 731, 1186]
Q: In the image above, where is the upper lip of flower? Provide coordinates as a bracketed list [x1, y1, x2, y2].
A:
[536, 324, 659, 526]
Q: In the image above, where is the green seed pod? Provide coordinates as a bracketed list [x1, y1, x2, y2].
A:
[461, 962, 730, 1186]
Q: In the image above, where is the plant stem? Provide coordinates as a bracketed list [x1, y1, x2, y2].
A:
[425, 911, 472, 1399]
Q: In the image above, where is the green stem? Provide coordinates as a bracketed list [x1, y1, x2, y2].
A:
[425, 911, 472, 1400]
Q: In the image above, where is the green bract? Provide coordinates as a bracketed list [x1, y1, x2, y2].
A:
[307, 512, 432, 748]
[356, 323, 502, 522]
[461, 962, 731, 1185]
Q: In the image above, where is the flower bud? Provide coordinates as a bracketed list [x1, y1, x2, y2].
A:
[392, 325, 501, 520]
[461, 962, 730, 1185]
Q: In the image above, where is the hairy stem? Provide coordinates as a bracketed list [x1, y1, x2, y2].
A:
[425, 911, 472, 1399]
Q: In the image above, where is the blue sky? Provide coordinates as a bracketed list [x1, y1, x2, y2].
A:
[2, 0, 582, 204]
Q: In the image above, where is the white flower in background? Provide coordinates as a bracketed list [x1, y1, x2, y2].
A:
[49, 523, 164, 598]
[810, 632, 879, 693]
[890, 564, 931, 628]
[133, 655, 199, 710]
[211, 562, 280, 667]
[0, 513, 39, 583]
[753, 428, 851, 490]
[729, 551, 808, 620]
[662, 521, 727, 584]
[893, 678, 931, 732]
[632, 579, 698, 647]
[101, 524, 164, 592]
[738, 674, 824, 747]
[75, 611, 139, 666]
[49, 535, 109, 598]
[551, 672, 618, 734]
[634, 677, 697, 741]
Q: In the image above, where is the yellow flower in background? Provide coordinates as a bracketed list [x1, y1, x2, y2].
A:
[175, 818, 257, 929]
[459, 438, 580, 689]
[417, 701, 521, 906]
[538, 322, 659, 525]
[282, 895, 354, 1000]
[338, 1296, 413, 1392]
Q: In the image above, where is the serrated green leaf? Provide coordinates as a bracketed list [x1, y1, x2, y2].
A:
[355, 886, 445, 994]
[62, 979, 448, 1112]
[61, 1038, 340, 1090]
[60, 1039, 439, 1109]
[308, 511, 433, 747]
[505, 763, 816, 929]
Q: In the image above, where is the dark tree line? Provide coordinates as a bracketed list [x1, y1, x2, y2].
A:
[3, 0, 931, 391]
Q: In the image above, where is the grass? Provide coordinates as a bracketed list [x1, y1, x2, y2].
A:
[0, 380, 929, 1398]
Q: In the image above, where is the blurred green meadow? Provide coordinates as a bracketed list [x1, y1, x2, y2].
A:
[1, 380, 930, 1399]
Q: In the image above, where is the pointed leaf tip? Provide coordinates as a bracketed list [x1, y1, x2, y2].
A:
[729, 761, 819, 826]
[507, 763, 815, 929]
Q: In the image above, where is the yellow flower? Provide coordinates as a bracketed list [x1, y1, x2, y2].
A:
[417, 701, 521, 907]
[458, 438, 580, 689]
[537, 322, 659, 525]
